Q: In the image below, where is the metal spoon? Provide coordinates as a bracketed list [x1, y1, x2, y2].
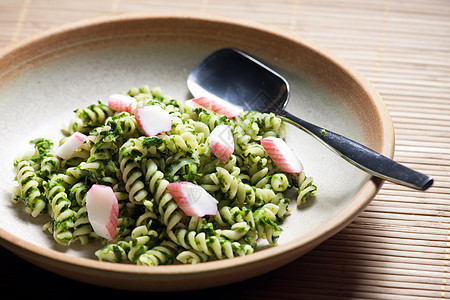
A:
[187, 48, 433, 191]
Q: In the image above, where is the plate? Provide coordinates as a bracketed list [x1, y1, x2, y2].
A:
[0, 13, 393, 291]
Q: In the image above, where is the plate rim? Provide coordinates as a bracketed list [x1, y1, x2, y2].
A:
[0, 12, 394, 289]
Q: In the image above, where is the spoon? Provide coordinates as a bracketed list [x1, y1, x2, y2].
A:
[187, 48, 433, 191]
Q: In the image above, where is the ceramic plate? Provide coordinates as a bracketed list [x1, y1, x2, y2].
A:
[0, 13, 393, 291]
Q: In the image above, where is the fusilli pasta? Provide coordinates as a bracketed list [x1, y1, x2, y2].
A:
[11, 85, 317, 264]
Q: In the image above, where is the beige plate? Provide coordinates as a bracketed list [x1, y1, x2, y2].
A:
[0, 13, 393, 291]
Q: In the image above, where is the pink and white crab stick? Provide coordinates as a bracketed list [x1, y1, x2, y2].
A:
[133, 105, 172, 137]
[108, 93, 137, 113]
[167, 181, 218, 217]
[54, 131, 88, 160]
[86, 184, 119, 240]
[185, 96, 243, 119]
[260, 137, 304, 173]
[209, 124, 234, 163]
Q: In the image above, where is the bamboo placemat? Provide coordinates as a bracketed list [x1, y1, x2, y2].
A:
[1, 0, 449, 298]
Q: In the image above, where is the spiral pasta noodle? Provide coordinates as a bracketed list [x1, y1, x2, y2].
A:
[176, 249, 208, 264]
[44, 174, 77, 245]
[296, 172, 318, 205]
[119, 153, 148, 203]
[12, 85, 317, 265]
[167, 228, 254, 260]
[65, 101, 115, 135]
[13, 160, 47, 217]
[137, 240, 179, 266]
[210, 167, 256, 207]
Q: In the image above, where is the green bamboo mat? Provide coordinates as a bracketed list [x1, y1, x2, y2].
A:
[1, 0, 449, 298]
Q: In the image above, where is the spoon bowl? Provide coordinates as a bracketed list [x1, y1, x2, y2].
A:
[188, 48, 289, 114]
[188, 48, 433, 191]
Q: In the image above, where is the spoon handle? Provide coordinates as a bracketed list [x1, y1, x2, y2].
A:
[280, 110, 433, 190]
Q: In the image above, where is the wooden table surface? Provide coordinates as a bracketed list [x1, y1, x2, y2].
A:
[1, 1, 449, 298]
